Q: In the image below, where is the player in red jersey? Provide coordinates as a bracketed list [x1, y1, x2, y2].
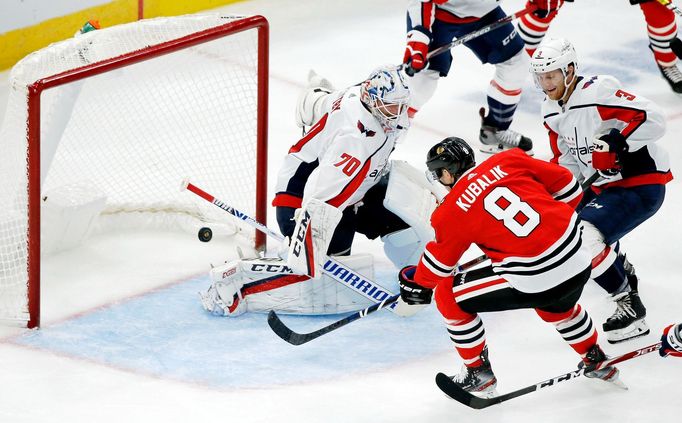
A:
[398, 137, 621, 396]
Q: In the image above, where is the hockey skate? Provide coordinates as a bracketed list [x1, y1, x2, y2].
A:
[444, 347, 498, 398]
[295, 70, 335, 128]
[579, 345, 626, 388]
[658, 63, 682, 94]
[478, 108, 534, 155]
[603, 258, 649, 343]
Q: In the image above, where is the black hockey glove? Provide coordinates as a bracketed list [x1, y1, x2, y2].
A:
[629, 0, 654, 5]
[399, 266, 433, 305]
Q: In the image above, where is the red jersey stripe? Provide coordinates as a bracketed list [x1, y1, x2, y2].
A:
[272, 193, 303, 208]
[289, 113, 329, 154]
[327, 158, 372, 208]
[596, 105, 646, 139]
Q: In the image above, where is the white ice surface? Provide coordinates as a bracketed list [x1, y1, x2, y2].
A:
[1, 0, 681, 422]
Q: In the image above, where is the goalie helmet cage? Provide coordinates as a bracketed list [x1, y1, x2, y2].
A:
[0, 14, 269, 328]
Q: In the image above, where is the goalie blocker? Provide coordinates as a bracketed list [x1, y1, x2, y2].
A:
[200, 160, 443, 317]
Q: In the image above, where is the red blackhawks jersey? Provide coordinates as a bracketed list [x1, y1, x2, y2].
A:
[272, 86, 406, 210]
[543, 74, 672, 189]
[415, 148, 591, 294]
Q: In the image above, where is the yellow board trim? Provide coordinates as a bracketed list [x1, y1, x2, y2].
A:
[0, 0, 246, 71]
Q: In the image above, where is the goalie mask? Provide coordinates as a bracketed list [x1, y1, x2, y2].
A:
[426, 137, 476, 186]
[530, 38, 578, 91]
[360, 65, 411, 132]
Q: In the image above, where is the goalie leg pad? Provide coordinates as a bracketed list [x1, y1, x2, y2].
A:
[247, 253, 376, 315]
[380, 160, 441, 268]
[200, 257, 297, 317]
[382, 228, 427, 270]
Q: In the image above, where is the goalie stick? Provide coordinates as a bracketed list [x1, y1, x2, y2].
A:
[436, 341, 662, 409]
[182, 180, 403, 313]
[267, 254, 489, 345]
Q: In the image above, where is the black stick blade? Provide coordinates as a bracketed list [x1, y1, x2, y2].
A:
[267, 310, 310, 346]
[435, 372, 498, 409]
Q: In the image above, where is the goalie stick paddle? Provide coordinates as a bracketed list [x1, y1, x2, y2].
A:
[435, 341, 663, 409]
[267, 254, 488, 346]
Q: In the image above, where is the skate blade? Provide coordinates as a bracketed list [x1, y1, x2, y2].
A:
[610, 377, 628, 390]
[478, 143, 534, 156]
[478, 144, 506, 155]
[606, 320, 650, 344]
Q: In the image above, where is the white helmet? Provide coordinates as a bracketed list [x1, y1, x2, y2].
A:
[530, 38, 578, 89]
[360, 65, 410, 131]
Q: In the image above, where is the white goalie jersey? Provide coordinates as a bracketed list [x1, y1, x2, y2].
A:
[273, 85, 407, 211]
[542, 74, 672, 188]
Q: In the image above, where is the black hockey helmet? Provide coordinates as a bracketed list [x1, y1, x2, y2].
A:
[426, 137, 476, 184]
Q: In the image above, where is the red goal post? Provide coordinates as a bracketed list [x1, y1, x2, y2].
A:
[0, 14, 269, 328]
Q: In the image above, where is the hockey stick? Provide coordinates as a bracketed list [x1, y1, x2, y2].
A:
[404, 6, 535, 76]
[436, 341, 662, 409]
[267, 254, 489, 346]
[182, 180, 402, 313]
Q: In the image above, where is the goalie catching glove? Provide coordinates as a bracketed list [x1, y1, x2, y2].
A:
[660, 323, 682, 358]
[399, 265, 433, 305]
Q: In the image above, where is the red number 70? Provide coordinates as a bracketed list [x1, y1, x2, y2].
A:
[334, 153, 361, 176]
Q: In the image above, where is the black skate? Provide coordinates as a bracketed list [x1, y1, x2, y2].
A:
[444, 347, 498, 398]
[659, 63, 682, 94]
[478, 108, 533, 155]
[579, 345, 626, 388]
[603, 258, 649, 343]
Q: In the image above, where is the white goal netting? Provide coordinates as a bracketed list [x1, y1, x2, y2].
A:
[0, 14, 267, 324]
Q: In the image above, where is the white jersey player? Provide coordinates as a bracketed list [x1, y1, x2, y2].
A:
[403, 0, 537, 154]
[200, 66, 443, 317]
[531, 38, 673, 343]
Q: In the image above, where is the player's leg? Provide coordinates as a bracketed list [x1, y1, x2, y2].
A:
[580, 185, 666, 343]
[200, 253, 377, 316]
[639, 1, 682, 93]
[517, 0, 561, 56]
[453, 7, 533, 154]
[200, 257, 309, 317]
[533, 267, 620, 383]
[432, 267, 503, 397]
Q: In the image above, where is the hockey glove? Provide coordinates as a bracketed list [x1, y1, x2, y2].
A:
[399, 265, 433, 305]
[659, 323, 682, 358]
[592, 129, 627, 177]
[403, 27, 431, 73]
[529, 0, 564, 18]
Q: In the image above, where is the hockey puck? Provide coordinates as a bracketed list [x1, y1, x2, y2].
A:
[198, 227, 213, 242]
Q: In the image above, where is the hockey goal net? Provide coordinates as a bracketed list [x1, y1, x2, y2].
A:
[0, 14, 269, 328]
